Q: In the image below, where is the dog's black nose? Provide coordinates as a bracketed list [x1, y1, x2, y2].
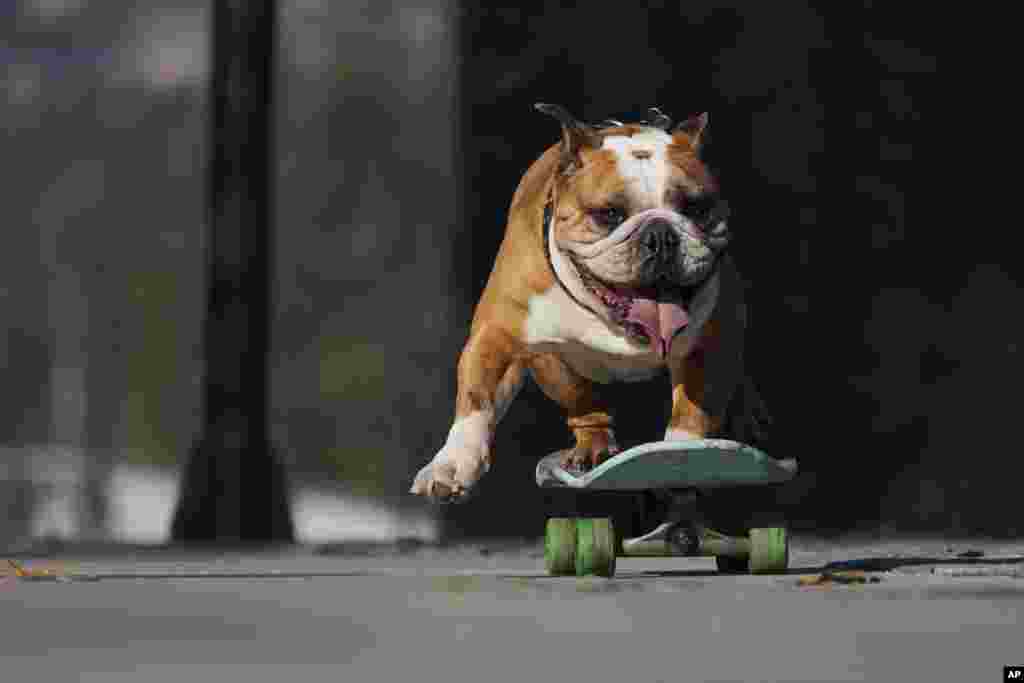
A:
[640, 220, 680, 262]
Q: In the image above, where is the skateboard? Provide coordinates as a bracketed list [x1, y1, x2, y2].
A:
[536, 439, 798, 578]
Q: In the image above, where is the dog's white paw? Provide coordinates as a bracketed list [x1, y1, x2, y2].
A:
[409, 442, 490, 504]
[664, 427, 701, 442]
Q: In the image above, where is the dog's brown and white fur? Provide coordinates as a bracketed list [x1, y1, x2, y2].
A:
[411, 105, 751, 503]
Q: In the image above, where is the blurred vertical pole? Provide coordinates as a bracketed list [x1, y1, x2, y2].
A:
[171, 0, 294, 543]
[43, 201, 91, 538]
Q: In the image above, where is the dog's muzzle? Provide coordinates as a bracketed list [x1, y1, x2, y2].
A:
[639, 219, 681, 268]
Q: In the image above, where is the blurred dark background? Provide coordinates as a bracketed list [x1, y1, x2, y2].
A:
[2, 1, 1020, 549]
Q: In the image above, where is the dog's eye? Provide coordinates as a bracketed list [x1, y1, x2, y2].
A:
[592, 206, 626, 229]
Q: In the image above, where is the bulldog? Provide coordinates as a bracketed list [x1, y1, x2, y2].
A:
[411, 104, 760, 503]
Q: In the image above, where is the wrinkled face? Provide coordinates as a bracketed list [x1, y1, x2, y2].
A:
[549, 125, 730, 354]
[553, 126, 729, 287]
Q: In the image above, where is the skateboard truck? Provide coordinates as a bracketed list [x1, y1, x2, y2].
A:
[619, 489, 763, 570]
[622, 520, 750, 560]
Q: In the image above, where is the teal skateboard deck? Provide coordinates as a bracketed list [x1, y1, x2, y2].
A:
[535, 438, 798, 491]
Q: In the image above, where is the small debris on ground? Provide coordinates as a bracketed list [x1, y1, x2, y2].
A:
[5, 559, 70, 582]
[797, 570, 882, 587]
[8, 559, 54, 577]
[955, 549, 985, 559]
[4, 559, 102, 583]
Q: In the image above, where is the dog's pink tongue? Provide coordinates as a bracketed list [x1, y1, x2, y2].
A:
[626, 298, 690, 358]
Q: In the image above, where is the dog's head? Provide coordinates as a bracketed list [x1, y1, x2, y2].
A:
[536, 103, 731, 357]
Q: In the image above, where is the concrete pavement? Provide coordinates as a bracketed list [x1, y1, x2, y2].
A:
[3, 536, 1023, 682]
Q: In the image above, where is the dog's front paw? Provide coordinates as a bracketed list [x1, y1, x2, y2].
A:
[664, 427, 701, 442]
[409, 443, 489, 504]
[560, 429, 619, 472]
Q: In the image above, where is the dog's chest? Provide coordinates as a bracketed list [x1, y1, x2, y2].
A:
[522, 285, 671, 383]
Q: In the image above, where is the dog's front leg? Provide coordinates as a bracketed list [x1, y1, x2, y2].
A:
[666, 258, 747, 442]
[410, 325, 525, 503]
[665, 318, 745, 441]
[529, 352, 618, 471]
[665, 345, 720, 441]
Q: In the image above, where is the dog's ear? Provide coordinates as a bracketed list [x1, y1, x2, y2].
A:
[673, 112, 709, 151]
[646, 107, 673, 131]
[534, 103, 601, 173]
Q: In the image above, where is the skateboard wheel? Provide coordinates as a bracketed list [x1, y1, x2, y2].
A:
[715, 554, 750, 573]
[545, 518, 578, 576]
[575, 518, 616, 578]
[748, 527, 788, 574]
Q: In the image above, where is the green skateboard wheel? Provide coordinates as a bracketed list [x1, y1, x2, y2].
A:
[545, 518, 578, 576]
[575, 518, 616, 577]
[749, 527, 788, 574]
